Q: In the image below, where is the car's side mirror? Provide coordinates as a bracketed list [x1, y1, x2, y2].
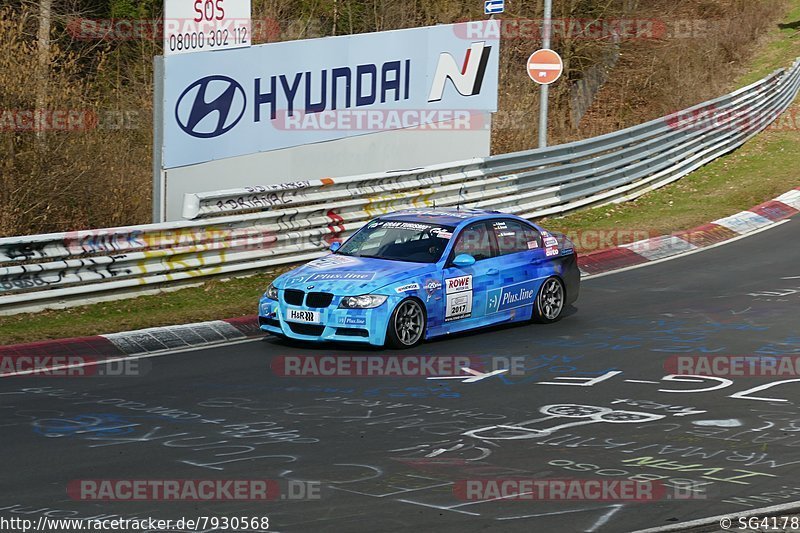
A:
[452, 253, 476, 268]
[330, 241, 342, 252]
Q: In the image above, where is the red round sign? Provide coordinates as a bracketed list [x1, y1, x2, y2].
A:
[527, 49, 563, 85]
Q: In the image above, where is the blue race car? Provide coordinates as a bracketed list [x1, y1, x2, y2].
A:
[258, 209, 580, 348]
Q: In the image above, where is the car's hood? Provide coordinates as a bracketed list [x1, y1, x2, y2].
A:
[275, 254, 438, 294]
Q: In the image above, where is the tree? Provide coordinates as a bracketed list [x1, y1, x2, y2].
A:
[35, 0, 52, 147]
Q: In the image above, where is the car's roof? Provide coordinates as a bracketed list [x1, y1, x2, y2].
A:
[379, 208, 517, 226]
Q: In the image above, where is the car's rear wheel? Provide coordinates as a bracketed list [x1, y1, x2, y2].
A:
[385, 298, 426, 349]
[533, 277, 565, 324]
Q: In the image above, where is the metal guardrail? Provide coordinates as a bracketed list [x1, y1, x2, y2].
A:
[2, 59, 799, 314]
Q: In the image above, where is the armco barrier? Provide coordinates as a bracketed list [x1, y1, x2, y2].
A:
[184, 60, 800, 221]
[1, 59, 799, 314]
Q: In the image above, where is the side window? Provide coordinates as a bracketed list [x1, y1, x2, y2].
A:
[452, 222, 494, 261]
[491, 220, 542, 256]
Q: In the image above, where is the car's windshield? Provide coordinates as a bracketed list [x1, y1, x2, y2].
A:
[338, 219, 456, 263]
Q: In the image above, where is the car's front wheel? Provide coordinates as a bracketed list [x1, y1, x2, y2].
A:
[385, 298, 426, 349]
[533, 277, 565, 324]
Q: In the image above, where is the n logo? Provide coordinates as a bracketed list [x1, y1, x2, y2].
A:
[428, 42, 492, 102]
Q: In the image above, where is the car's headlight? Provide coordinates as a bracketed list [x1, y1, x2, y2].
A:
[338, 295, 388, 309]
[264, 284, 279, 300]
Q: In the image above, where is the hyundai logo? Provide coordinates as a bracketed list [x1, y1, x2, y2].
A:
[175, 75, 246, 138]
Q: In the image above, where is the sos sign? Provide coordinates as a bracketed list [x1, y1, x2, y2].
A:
[163, 0, 251, 56]
[194, 0, 225, 22]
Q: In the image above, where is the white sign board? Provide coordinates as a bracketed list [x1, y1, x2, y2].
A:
[163, 0, 251, 56]
[160, 21, 500, 169]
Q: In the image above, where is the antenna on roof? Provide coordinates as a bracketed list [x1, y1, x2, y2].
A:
[456, 184, 465, 211]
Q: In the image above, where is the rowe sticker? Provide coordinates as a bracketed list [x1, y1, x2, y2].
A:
[446, 275, 473, 294]
[445, 275, 473, 321]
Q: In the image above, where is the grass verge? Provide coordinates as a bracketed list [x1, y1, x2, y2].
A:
[0, 267, 292, 345]
[1, 4, 800, 345]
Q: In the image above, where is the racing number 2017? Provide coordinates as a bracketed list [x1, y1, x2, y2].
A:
[451, 304, 468, 315]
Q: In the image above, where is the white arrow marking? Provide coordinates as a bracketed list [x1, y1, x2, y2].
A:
[497, 503, 625, 531]
[428, 366, 509, 383]
[586, 504, 624, 532]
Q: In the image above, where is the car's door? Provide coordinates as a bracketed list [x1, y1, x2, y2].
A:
[484, 219, 550, 322]
[436, 221, 506, 333]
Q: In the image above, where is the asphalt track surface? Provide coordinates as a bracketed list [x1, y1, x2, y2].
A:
[1, 218, 799, 533]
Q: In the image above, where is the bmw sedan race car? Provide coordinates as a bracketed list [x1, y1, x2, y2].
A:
[258, 209, 580, 348]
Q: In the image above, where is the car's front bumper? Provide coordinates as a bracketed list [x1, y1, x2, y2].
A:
[258, 297, 390, 346]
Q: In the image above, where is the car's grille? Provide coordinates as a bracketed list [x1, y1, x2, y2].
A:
[283, 289, 304, 306]
[336, 328, 369, 337]
[287, 322, 325, 336]
[259, 317, 280, 328]
[306, 292, 334, 308]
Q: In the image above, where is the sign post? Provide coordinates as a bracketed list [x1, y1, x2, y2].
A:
[538, 0, 553, 148]
[527, 48, 563, 149]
